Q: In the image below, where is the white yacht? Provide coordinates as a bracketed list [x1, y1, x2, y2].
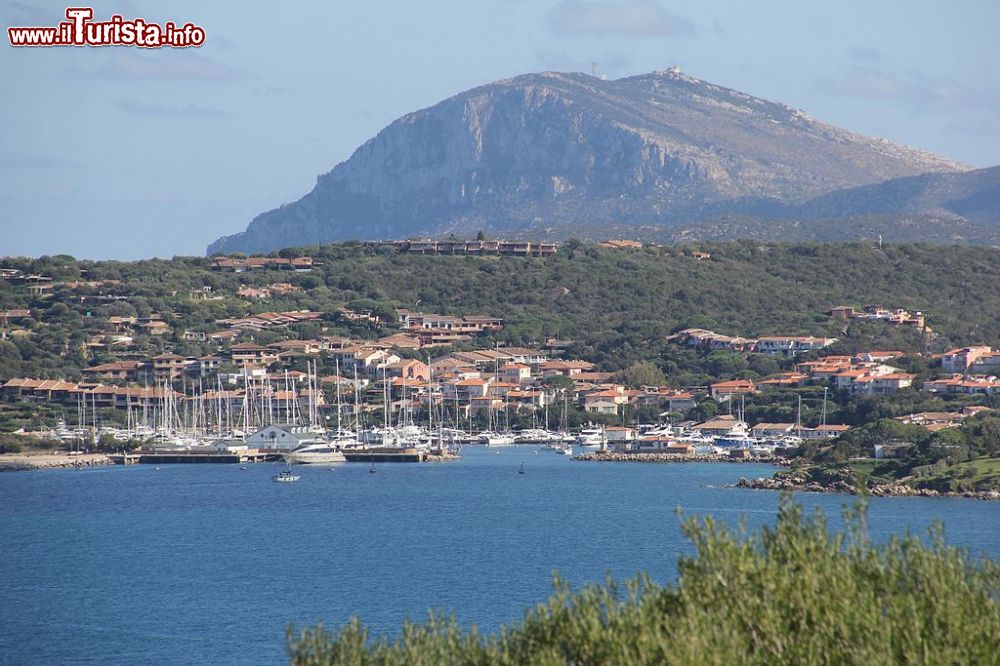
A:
[286, 442, 347, 464]
[713, 421, 757, 449]
[479, 431, 516, 446]
[516, 428, 563, 444]
[576, 425, 606, 450]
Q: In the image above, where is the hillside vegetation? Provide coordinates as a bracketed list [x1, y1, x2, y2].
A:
[2, 242, 999, 380]
[287, 497, 1000, 665]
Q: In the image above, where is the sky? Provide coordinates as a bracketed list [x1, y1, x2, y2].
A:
[2, 0, 999, 260]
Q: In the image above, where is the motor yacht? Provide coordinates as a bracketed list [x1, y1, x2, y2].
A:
[576, 425, 606, 450]
[286, 441, 347, 464]
[479, 431, 516, 446]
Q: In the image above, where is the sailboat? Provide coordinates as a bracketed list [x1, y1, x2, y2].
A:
[518, 461, 525, 474]
[272, 458, 300, 483]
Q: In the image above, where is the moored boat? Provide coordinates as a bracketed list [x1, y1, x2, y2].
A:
[272, 469, 300, 483]
[479, 431, 516, 446]
[286, 442, 347, 464]
[576, 425, 606, 451]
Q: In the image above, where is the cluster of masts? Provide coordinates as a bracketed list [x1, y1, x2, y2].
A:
[50, 364, 829, 459]
[49, 359, 569, 452]
[55, 361, 328, 448]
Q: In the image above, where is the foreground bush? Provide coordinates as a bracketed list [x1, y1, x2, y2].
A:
[287, 497, 1000, 665]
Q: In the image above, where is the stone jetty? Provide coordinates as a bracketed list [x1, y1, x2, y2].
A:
[0, 452, 113, 472]
[575, 451, 786, 464]
[736, 475, 1000, 501]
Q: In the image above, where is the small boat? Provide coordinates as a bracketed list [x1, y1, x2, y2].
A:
[273, 457, 301, 483]
[369, 462, 376, 474]
[239, 465, 247, 471]
[272, 470, 300, 483]
[518, 462, 525, 475]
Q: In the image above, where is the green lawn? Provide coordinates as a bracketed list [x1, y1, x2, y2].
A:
[956, 457, 1000, 484]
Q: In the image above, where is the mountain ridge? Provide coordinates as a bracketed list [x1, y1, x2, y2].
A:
[208, 69, 974, 255]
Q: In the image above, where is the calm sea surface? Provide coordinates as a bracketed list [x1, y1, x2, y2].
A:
[2, 446, 998, 664]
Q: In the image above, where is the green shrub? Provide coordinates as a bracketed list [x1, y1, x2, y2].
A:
[0, 432, 31, 453]
[0, 440, 22, 454]
[287, 496, 1000, 665]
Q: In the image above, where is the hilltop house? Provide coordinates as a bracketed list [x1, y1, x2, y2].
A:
[229, 342, 281, 367]
[941, 346, 1000, 375]
[710, 380, 758, 402]
[754, 336, 837, 356]
[924, 375, 1000, 395]
[600, 239, 643, 249]
[81, 361, 143, 381]
[677, 328, 756, 352]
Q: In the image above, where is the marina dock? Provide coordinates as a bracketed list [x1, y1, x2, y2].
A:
[110, 447, 445, 465]
[112, 450, 280, 465]
[343, 448, 426, 463]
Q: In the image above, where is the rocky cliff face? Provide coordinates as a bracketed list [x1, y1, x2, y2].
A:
[208, 69, 968, 254]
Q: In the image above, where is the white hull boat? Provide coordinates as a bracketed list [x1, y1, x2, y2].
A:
[286, 442, 347, 464]
[272, 470, 300, 483]
[479, 432, 516, 446]
[576, 426, 606, 450]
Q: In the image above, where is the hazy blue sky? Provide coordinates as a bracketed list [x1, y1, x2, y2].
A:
[3, 0, 999, 259]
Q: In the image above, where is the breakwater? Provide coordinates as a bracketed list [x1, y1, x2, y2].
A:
[0, 453, 112, 472]
[736, 475, 1000, 501]
[574, 451, 788, 464]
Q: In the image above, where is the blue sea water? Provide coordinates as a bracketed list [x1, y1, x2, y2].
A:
[2, 447, 999, 664]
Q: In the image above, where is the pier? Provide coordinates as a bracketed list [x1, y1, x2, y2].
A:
[112, 449, 280, 465]
[109, 447, 449, 465]
[342, 448, 426, 463]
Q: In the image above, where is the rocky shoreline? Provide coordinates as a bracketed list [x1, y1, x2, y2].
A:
[574, 451, 789, 465]
[425, 453, 462, 463]
[0, 453, 113, 472]
[736, 475, 1000, 501]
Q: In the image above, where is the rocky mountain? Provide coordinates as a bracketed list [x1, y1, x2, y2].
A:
[208, 68, 971, 255]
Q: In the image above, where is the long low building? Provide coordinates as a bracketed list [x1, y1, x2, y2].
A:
[1, 378, 180, 407]
[924, 375, 1000, 395]
[365, 240, 559, 256]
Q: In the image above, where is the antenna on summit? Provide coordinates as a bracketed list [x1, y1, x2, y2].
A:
[591, 62, 597, 77]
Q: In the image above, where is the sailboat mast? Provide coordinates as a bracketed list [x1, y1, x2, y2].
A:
[796, 394, 803, 438]
[335, 358, 343, 435]
[821, 387, 828, 427]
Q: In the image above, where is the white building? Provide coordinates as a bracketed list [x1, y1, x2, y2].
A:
[754, 336, 837, 356]
[245, 425, 315, 451]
